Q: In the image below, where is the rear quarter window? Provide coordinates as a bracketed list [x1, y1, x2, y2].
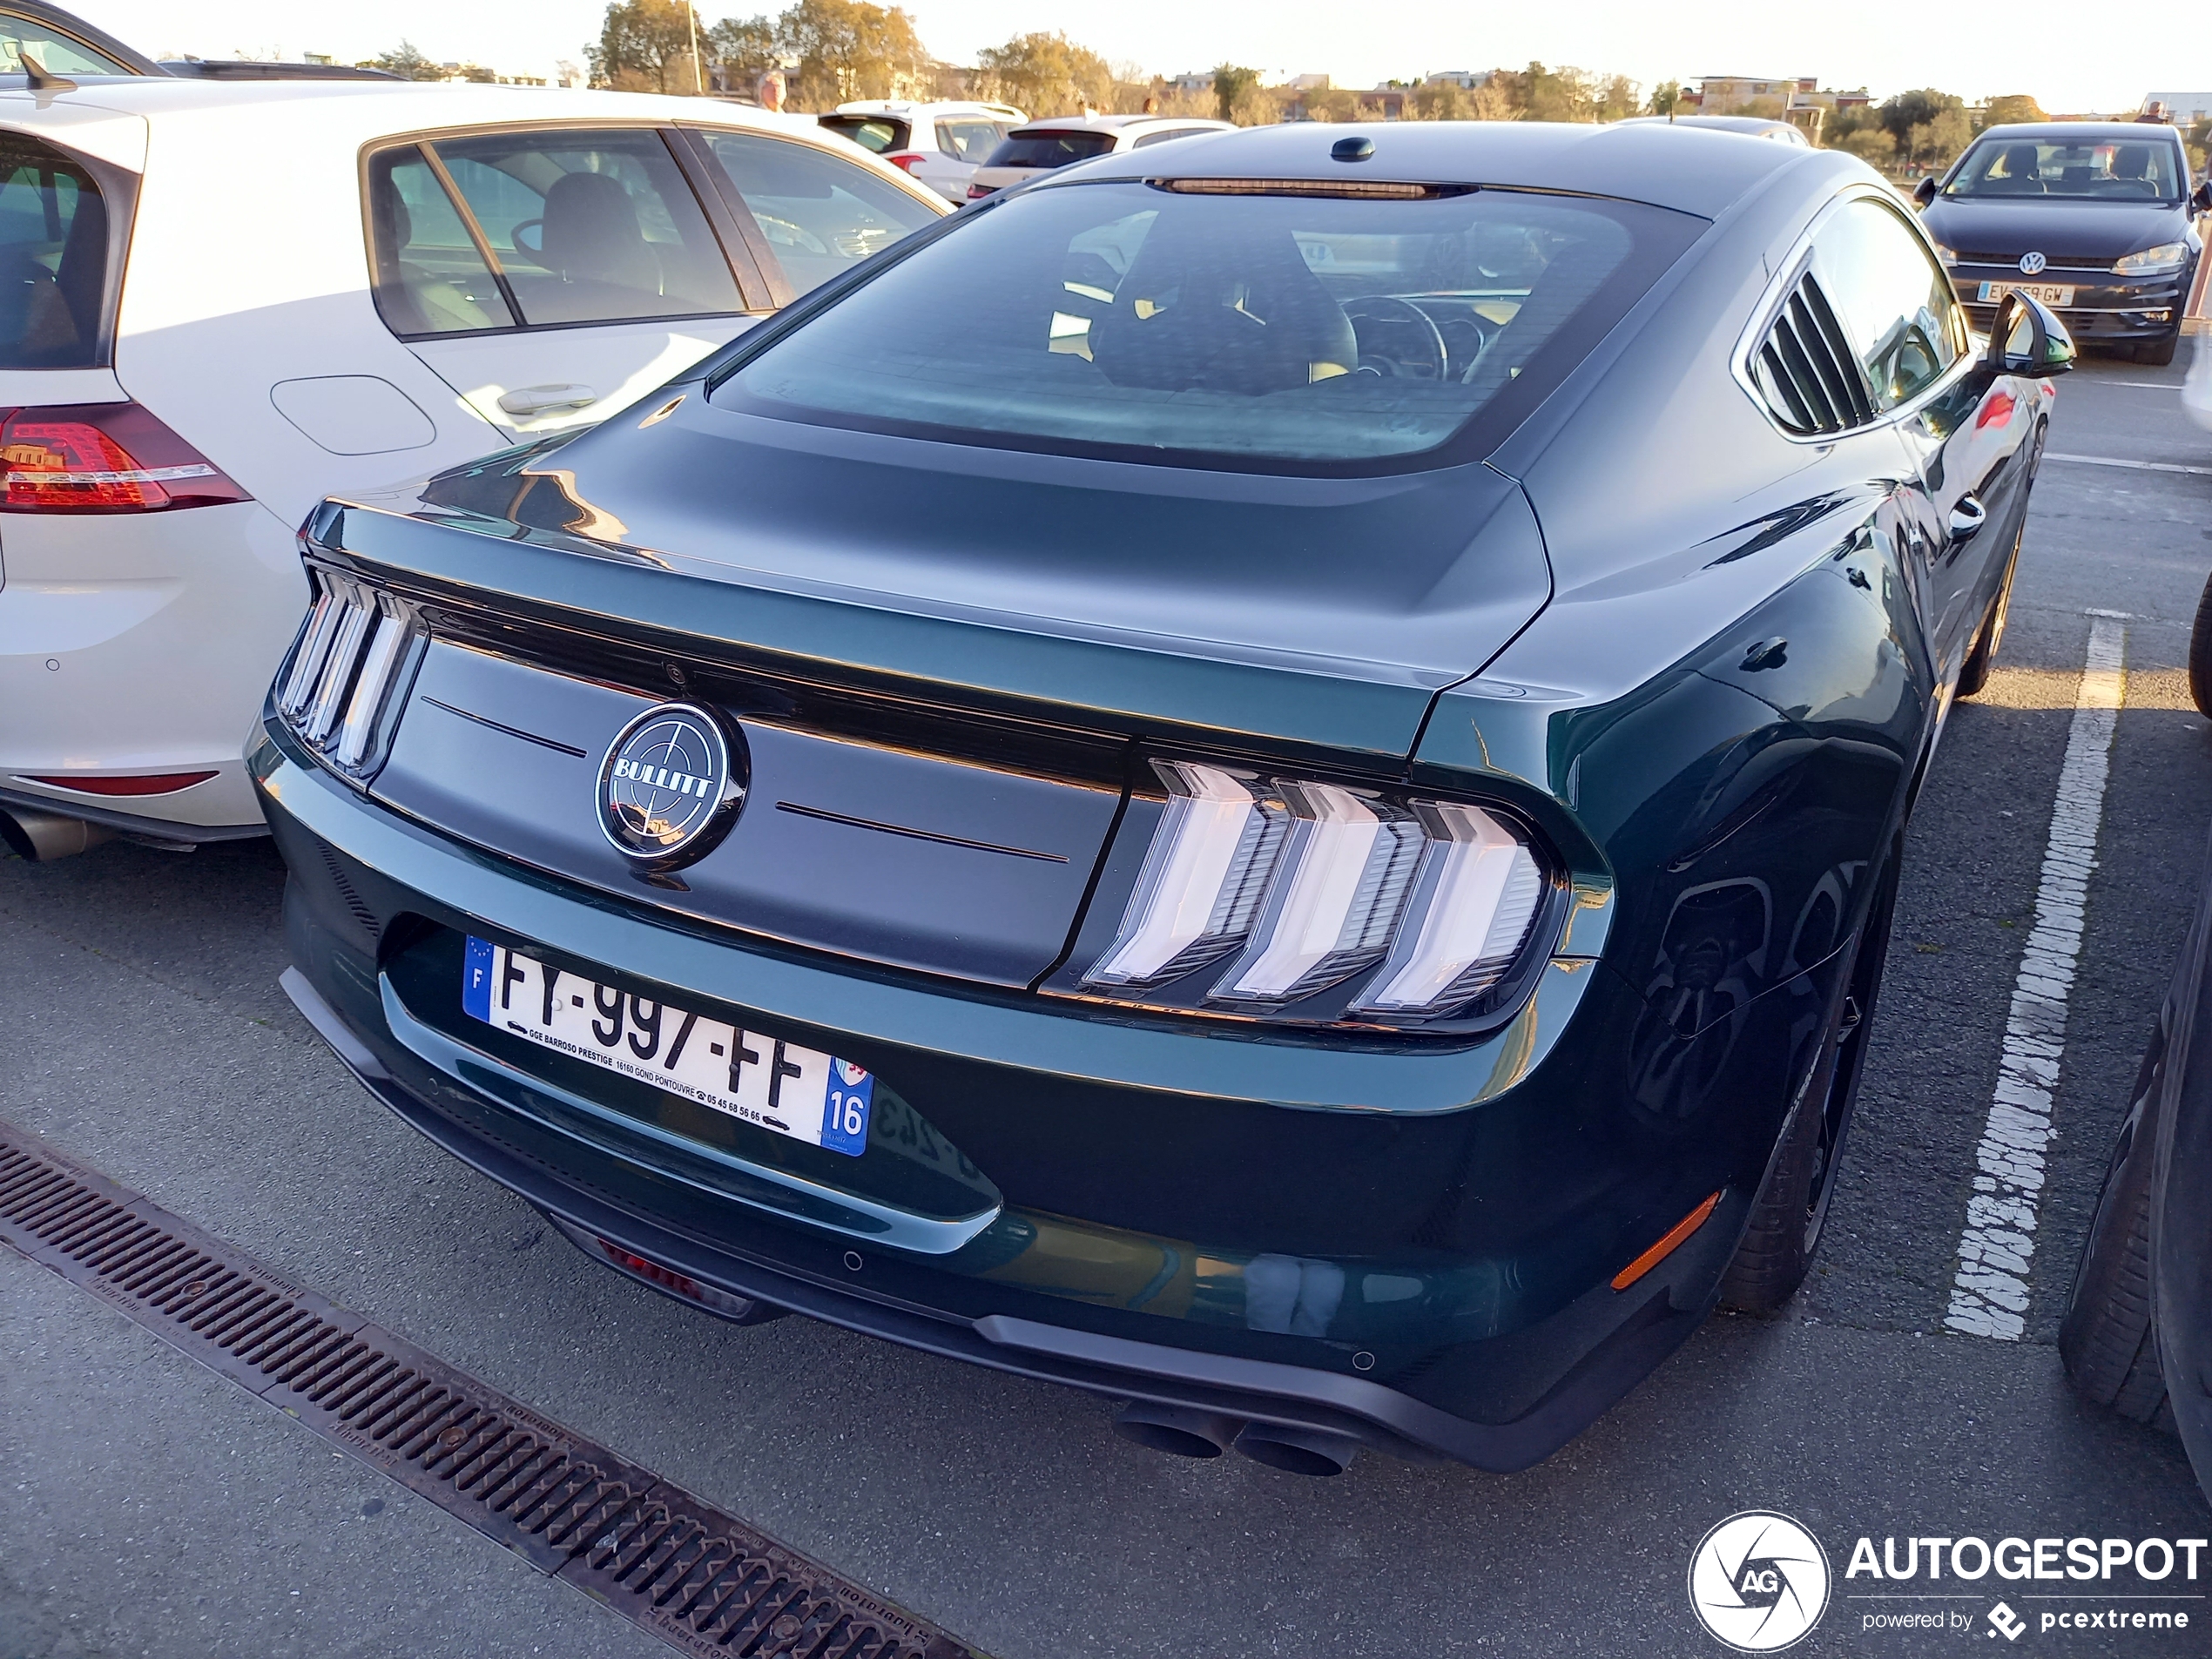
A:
[0, 132, 113, 368]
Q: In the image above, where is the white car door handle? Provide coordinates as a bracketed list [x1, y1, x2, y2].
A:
[1948, 494, 1986, 539]
[496, 384, 597, 416]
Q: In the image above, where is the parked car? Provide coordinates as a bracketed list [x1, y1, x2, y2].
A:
[264, 120, 2067, 1476]
[817, 99, 1024, 204]
[0, 78, 944, 860]
[2061, 826, 2212, 1507]
[964, 113, 1235, 199]
[1618, 114, 1810, 145]
[1916, 123, 2209, 366]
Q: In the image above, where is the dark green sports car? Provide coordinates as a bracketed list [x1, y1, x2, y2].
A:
[257, 121, 2070, 1475]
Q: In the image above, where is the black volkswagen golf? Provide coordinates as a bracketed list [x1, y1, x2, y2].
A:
[259, 123, 2067, 1476]
[1918, 121, 2208, 365]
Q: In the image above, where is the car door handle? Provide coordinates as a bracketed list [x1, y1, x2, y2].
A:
[496, 384, 597, 416]
[1948, 494, 1986, 539]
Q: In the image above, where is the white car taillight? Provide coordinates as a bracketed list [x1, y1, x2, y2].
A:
[1084, 760, 1553, 1022]
[0, 402, 247, 512]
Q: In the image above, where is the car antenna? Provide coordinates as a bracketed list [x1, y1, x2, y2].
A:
[20, 50, 77, 98]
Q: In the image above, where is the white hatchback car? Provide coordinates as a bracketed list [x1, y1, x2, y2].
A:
[963, 114, 1235, 200]
[816, 99, 1024, 204]
[0, 78, 944, 857]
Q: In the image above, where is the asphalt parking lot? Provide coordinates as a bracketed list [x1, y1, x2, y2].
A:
[5, 347, 2212, 1657]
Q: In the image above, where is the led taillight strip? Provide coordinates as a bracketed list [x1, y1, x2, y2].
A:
[276, 574, 424, 781]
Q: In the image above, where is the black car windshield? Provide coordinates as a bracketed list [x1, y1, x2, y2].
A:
[983, 132, 1117, 169]
[712, 179, 1700, 470]
[1946, 137, 2183, 200]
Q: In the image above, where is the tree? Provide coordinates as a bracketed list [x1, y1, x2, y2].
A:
[976, 30, 1112, 117]
[1212, 64, 1260, 125]
[705, 14, 778, 88]
[1833, 125, 1896, 167]
[1911, 105, 1973, 169]
[1979, 94, 2045, 130]
[368, 40, 441, 81]
[1648, 80, 1683, 118]
[1878, 88, 1964, 148]
[774, 0, 929, 106]
[589, 0, 699, 92]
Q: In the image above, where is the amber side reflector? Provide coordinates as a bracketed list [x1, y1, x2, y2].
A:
[1611, 1190, 1723, 1291]
[22, 770, 219, 796]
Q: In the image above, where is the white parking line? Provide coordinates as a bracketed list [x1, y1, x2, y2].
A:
[1944, 616, 2128, 1340]
[2047, 452, 2212, 477]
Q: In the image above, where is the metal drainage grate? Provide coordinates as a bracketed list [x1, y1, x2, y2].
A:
[0, 1120, 979, 1659]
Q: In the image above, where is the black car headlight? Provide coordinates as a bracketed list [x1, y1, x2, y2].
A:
[274, 569, 426, 781]
[1081, 759, 1551, 1024]
[2115, 241, 2188, 277]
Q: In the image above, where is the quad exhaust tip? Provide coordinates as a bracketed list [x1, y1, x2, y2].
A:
[1111, 1401, 1359, 1476]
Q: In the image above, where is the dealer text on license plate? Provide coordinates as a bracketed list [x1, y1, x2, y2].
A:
[1978, 280, 2074, 307]
[461, 938, 872, 1156]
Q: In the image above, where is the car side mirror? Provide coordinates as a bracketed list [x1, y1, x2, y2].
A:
[1988, 290, 2074, 377]
[2193, 179, 2212, 214]
[1913, 177, 1938, 207]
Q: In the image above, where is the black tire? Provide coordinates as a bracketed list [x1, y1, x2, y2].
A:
[2188, 571, 2212, 719]
[1955, 523, 2024, 700]
[1719, 852, 1899, 1312]
[2134, 333, 2180, 368]
[2059, 1025, 2172, 1427]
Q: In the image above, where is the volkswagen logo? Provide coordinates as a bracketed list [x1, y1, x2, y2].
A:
[2018, 251, 2047, 276]
[597, 702, 745, 867]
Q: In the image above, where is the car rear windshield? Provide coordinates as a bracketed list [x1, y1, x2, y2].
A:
[711, 179, 1702, 472]
[0, 132, 110, 368]
[1946, 137, 2183, 201]
[982, 132, 1117, 170]
[818, 116, 910, 154]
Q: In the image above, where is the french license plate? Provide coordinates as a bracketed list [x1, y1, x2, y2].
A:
[1978, 280, 2074, 307]
[461, 937, 873, 1157]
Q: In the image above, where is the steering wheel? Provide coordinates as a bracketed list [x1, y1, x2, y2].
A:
[509, 219, 545, 264]
[1341, 295, 1449, 380]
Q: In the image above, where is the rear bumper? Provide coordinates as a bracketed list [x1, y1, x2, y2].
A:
[257, 715, 1831, 1471]
[0, 498, 305, 831]
[280, 957, 1721, 1470]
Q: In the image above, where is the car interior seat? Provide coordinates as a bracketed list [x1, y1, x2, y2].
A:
[370, 192, 501, 334]
[538, 171, 664, 304]
[1087, 222, 1359, 396]
[1986, 144, 2045, 194]
[2109, 145, 2160, 197]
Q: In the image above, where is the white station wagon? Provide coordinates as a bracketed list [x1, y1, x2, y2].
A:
[0, 77, 944, 855]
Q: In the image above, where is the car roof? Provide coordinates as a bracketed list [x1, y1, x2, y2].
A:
[0, 77, 892, 156]
[1010, 113, 1227, 136]
[1973, 121, 2188, 145]
[834, 99, 1023, 119]
[1049, 118, 1824, 219]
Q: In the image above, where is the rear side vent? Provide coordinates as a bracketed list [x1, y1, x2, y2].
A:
[1749, 273, 1874, 436]
[276, 570, 426, 782]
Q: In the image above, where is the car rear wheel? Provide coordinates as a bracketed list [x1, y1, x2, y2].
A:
[2059, 1023, 2174, 1428]
[2188, 572, 2212, 718]
[2134, 334, 2180, 368]
[1718, 850, 1899, 1312]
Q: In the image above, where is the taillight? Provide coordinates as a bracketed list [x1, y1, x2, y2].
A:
[274, 570, 426, 781]
[966, 183, 995, 199]
[1081, 760, 1552, 1025]
[0, 402, 248, 513]
[883, 150, 928, 173]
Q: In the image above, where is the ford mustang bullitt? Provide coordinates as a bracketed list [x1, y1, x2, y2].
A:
[255, 121, 2070, 1476]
